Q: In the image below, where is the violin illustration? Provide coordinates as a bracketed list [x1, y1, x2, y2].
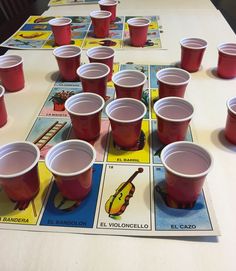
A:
[105, 168, 143, 218]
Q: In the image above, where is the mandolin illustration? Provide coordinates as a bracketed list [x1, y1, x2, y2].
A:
[105, 168, 144, 218]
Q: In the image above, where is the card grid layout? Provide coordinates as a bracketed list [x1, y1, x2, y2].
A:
[0, 64, 219, 237]
[0, 15, 162, 50]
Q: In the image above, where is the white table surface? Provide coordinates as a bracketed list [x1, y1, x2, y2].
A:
[0, 1, 236, 270]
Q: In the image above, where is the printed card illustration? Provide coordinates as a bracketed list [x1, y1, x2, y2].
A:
[83, 39, 122, 49]
[153, 166, 213, 231]
[26, 117, 71, 160]
[0, 162, 52, 225]
[97, 165, 151, 231]
[39, 86, 82, 117]
[40, 164, 103, 228]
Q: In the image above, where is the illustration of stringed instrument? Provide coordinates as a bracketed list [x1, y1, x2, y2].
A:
[105, 168, 143, 217]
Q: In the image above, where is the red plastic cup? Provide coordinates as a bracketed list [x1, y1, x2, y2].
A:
[45, 140, 96, 201]
[0, 141, 40, 203]
[217, 43, 236, 79]
[105, 98, 146, 148]
[0, 55, 25, 92]
[154, 97, 194, 144]
[180, 37, 207, 72]
[65, 92, 105, 142]
[112, 70, 147, 100]
[127, 17, 150, 47]
[77, 63, 110, 99]
[156, 68, 191, 99]
[49, 17, 72, 46]
[98, 0, 118, 22]
[161, 141, 213, 208]
[0, 86, 7, 128]
[53, 45, 81, 81]
[225, 96, 236, 144]
[90, 10, 112, 38]
[87, 46, 115, 81]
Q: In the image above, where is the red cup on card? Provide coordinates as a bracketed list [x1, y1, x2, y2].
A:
[217, 43, 236, 79]
[0, 141, 40, 203]
[180, 37, 207, 72]
[53, 45, 81, 81]
[90, 10, 112, 38]
[127, 17, 150, 47]
[98, 0, 118, 22]
[225, 96, 236, 144]
[112, 70, 147, 100]
[106, 98, 146, 149]
[87, 46, 114, 81]
[161, 141, 213, 208]
[49, 17, 72, 46]
[154, 96, 194, 144]
[0, 55, 24, 92]
[77, 63, 110, 99]
[156, 68, 191, 99]
[65, 92, 105, 142]
[0, 86, 7, 128]
[45, 140, 96, 201]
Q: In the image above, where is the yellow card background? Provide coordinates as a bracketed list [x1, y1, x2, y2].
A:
[0, 162, 52, 225]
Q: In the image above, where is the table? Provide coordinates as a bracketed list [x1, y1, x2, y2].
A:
[0, 1, 236, 270]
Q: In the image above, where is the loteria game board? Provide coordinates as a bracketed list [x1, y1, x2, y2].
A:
[48, 0, 98, 6]
[0, 15, 162, 50]
[0, 63, 219, 236]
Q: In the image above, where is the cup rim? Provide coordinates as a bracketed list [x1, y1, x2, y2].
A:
[0, 55, 23, 69]
[0, 141, 40, 179]
[105, 97, 147, 123]
[77, 63, 110, 79]
[156, 67, 191, 86]
[87, 46, 115, 60]
[153, 96, 194, 122]
[227, 96, 236, 115]
[180, 37, 208, 49]
[127, 17, 150, 27]
[98, 0, 118, 6]
[112, 69, 147, 88]
[90, 10, 112, 19]
[0, 85, 5, 97]
[217, 42, 236, 56]
[53, 45, 81, 58]
[48, 17, 72, 26]
[45, 139, 96, 177]
[65, 92, 105, 116]
[160, 141, 213, 178]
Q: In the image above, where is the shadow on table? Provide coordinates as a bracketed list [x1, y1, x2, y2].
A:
[206, 67, 219, 79]
[45, 70, 59, 82]
[158, 236, 219, 242]
[119, 234, 219, 243]
[211, 128, 236, 153]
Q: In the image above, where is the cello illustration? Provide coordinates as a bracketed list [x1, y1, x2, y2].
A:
[105, 168, 143, 218]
